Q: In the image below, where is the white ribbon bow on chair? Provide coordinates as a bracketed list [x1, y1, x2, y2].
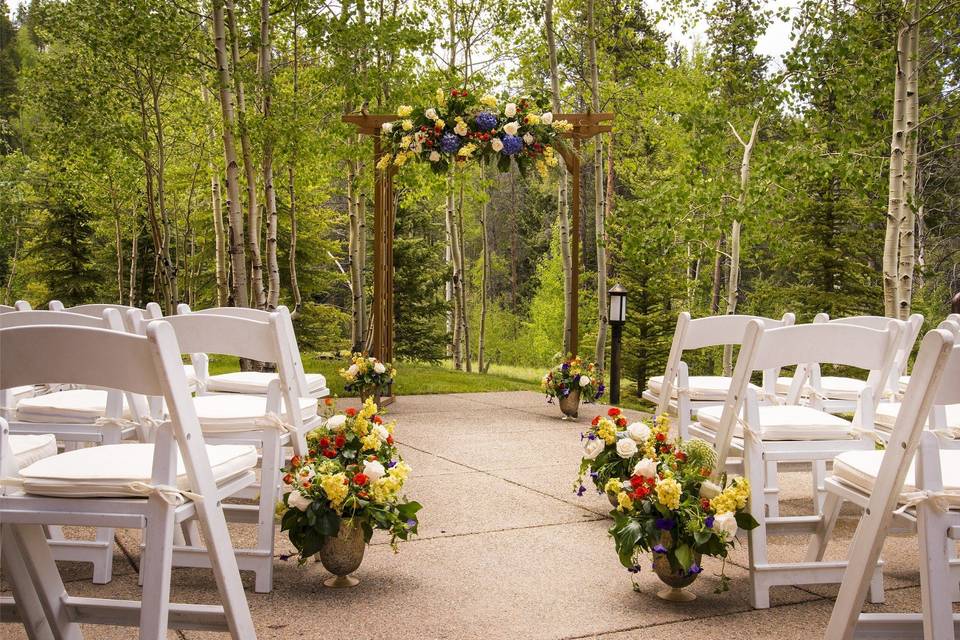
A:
[125, 481, 203, 506]
[254, 412, 297, 433]
[895, 489, 960, 514]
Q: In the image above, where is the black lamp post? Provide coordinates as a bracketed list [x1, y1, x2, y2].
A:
[608, 284, 627, 405]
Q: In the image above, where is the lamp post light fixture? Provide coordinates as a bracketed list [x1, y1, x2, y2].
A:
[608, 284, 627, 405]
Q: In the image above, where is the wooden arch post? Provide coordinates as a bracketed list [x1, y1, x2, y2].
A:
[343, 112, 614, 384]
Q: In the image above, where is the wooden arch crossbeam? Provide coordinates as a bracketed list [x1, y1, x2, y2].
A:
[343, 112, 614, 381]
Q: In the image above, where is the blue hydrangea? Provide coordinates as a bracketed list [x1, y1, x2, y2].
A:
[475, 111, 497, 131]
[500, 134, 523, 155]
[440, 132, 461, 154]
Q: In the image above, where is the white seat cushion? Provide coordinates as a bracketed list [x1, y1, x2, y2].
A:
[776, 375, 867, 401]
[15, 389, 129, 424]
[697, 404, 855, 441]
[10, 434, 58, 470]
[875, 402, 960, 431]
[647, 375, 736, 401]
[6, 385, 37, 404]
[834, 449, 960, 508]
[18, 443, 257, 498]
[205, 371, 328, 396]
[192, 394, 318, 432]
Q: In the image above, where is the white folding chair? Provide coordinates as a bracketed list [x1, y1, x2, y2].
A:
[642, 312, 795, 438]
[15, 300, 32, 311]
[899, 313, 960, 394]
[0, 322, 257, 639]
[142, 310, 322, 593]
[702, 320, 901, 608]
[176, 304, 329, 400]
[776, 313, 923, 414]
[821, 327, 959, 639]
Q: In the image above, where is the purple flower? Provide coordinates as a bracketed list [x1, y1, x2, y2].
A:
[589, 471, 599, 479]
[474, 111, 497, 131]
[652, 544, 667, 554]
[500, 134, 523, 155]
[655, 518, 675, 531]
[387, 460, 397, 468]
[587, 433, 597, 440]
[688, 564, 703, 575]
[406, 519, 417, 528]
[440, 132, 461, 153]
[573, 374, 581, 384]
[561, 362, 570, 371]
[705, 515, 715, 529]
[627, 564, 642, 573]
[576, 484, 586, 497]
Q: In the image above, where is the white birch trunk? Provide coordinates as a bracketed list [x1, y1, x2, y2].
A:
[884, 22, 909, 317]
[260, 0, 280, 309]
[588, 0, 608, 370]
[478, 163, 489, 373]
[897, 1, 920, 319]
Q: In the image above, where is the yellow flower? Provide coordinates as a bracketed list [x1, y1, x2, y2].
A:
[526, 113, 541, 125]
[480, 94, 497, 107]
[552, 119, 573, 132]
[617, 491, 633, 512]
[361, 397, 378, 418]
[353, 416, 370, 437]
[361, 433, 380, 451]
[402, 119, 413, 131]
[390, 461, 411, 481]
[376, 154, 392, 170]
[435, 118, 446, 129]
[535, 159, 547, 179]
[604, 478, 622, 494]
[320, 473, 349, 512]
[457, 143, 477, 158]
[397, 105, 413, 117]
[436, 88, 447, 105]
[393, 152, 408, 167]
[371, 475, 402, 502]
[597, 418, 617, 445]
[655, 477, 682, 510]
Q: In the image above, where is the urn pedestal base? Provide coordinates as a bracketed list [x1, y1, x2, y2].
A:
[656, 585, 697, 602]
[323, 574, 360, 588]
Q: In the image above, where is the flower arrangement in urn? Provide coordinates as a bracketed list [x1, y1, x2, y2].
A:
[340, 353, 396, 402]
[278, 399, 421, 586]
[576, 411, 757, 600]
[542, 356, 603, 418]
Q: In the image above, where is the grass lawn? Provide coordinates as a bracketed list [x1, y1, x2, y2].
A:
[206, 354, 653, 412]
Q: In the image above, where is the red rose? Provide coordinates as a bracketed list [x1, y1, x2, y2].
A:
[290, 455, 301, 467]
[324, 397, 334, 406]
[373, 415, 383, 425]
[608, 408, 621, 417]
[353, 473, 369, 486]
[591, 416, 601, 426]
[675, 451, 687, 462]
[616, 417, 627, 428]
[283, 473, 293, 485]
[387, 435, 394, 445]
[451, 89, 458, 96]
[345, 407, 357, 417]
[701, 498, 711, 510]
[323, 449, 337, 459]
[630, 475, 644, 489]
[319, 437, 330, 448]
[655, 433, 666, 442]
[335, 434, 346, 448]
[301, 481, 311, 488]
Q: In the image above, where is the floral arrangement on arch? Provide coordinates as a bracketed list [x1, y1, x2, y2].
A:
[340, 353, 397, 397]
[378, 88, 572, 178]
[542, 356, 604, 404]
[278, 399, 421, 562]
[576, 410, 758, 591]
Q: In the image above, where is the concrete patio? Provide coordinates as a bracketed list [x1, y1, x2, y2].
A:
[0, 391, 941, 639]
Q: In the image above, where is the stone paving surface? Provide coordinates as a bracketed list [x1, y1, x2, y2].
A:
[0, 391, 944, 639]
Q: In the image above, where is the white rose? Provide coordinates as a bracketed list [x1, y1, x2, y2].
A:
[503, 121, 520, 136]
[287, 490, 312, 512]
[714, 512, 739, 539]
[348, 364, 359, 376]
[454, 122, 468, 136]
[373, 424, 389, 441]
[582, 437, 605, 460]
[374, 362, 386, 374]
[523, 133, 534, 145]
[363, 460, 386, 482]
[632, 457, 658, 479]
[491, 138, 504, 152]
[615, 437, 638, 459]
[579, 375, 591, 387]
[429, 151, 441, 162]
[541, 112, 554, 124]
[425, 108, 438, 120]
[325, 414, 347, 431]
[627, 422, 651, 443]
[504, 103, 517, 117]
[699, 480, 722, 499]
[381, 122, 393, 133]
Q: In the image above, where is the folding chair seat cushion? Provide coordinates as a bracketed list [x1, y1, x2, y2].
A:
[6, 385, 36, 403]
[647, 375, 743, 401]
[696, 404, 855, 441]
[833, 449, 960, 508]
[15, 389, 128, 424]
[776, 375, 868, 400]
[17, 443, 258, 498]
[874, 402, 960, 431]
[205, 371, 328, 395]
[192, 394, 318, 432]
[11, 433, 58, 470]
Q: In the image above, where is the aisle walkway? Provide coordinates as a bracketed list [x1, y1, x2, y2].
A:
[0, 392, 934, 639]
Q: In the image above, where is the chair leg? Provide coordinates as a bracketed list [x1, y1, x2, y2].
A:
[804, 491, 842, 562]
[253, 431, 281, 593]
[744, 438, 771, 609]
[1, 525, 55, 640]
[812, 460, 827, 513]
[139, 497, 176, 640]
[868, 565, 885, 605]
[91, 526, 114, 584]
[181, 519, 202, 546]
[8, 523, 82, 640]
[765, 460, 780, 518]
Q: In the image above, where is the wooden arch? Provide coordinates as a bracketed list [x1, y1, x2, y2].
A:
[343, 112, 614, 368]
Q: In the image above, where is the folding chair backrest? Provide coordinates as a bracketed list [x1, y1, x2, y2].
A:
[0, 304, 13, 313]
[816, 313, 924, 385]
[711, 321, 902, 474]
[48, 301, 162, 332]
[656, 312, 795, 416]
[176, 304, 310, 398]
[0, 310, 122, 331]
[14, 300, 31, 311]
